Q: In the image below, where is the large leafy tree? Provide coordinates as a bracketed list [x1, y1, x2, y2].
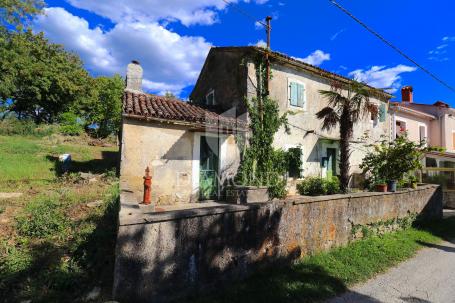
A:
[0, 30, 92, 122]
[316, 81, 380, 193]
[76, 75, 124, 137]
[0, 0, 44, 29]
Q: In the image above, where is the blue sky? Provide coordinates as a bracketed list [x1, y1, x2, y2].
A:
[35, 0, 455, 105]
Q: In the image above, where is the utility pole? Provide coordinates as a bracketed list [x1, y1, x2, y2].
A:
[265, 16, 272, 95]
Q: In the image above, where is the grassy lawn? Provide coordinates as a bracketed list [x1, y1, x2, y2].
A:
[0, 135, 119, 302]
[194, 217, 455, 303]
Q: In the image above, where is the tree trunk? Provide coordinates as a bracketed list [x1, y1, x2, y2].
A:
[339, 107, 353, 193]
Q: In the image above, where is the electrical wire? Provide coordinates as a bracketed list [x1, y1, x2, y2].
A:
[329, 0, 455, 94]
[220, 0, 269, 28]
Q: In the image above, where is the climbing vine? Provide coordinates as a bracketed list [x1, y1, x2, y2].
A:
[235, 54, 292, 198]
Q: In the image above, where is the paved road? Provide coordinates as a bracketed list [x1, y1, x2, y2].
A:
[328, 231, 455, 302]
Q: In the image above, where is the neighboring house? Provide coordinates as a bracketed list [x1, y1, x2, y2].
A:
[120, 61, 247, 205]
[389, 86, 455, 167]
[190, 46, 391, 188]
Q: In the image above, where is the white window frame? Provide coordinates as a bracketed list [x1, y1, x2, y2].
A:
[418, 123, 427, 145]
[287, 78, 306, 110]
[205, 89, 215, 106]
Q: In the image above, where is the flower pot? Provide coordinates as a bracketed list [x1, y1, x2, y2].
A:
[226, 186, 269, 204]
[411, 182, 418, 189]
[387, 180, 397, 192]
[375, 184, 387, 192]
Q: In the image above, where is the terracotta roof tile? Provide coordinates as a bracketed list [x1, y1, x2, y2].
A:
[123, 90, 247, 130]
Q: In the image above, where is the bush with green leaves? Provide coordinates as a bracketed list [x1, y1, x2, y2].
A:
[297, 176, 341, 196]
[15, 196, 68, 238]
[360, 134, 442, 186]
[0, 117, 57, 136]
[58, 112, 84, 136]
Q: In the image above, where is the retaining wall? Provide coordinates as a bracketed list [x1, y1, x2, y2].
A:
[113, 185, 443, 303]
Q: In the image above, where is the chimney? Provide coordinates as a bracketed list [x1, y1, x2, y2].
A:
[401, 86, 413, 103]
[126, 60, 143, 91]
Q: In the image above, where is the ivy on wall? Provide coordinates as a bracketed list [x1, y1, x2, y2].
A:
[235, 54, 295, 198]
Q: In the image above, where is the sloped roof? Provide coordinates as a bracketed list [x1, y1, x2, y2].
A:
[122, 90, 247, 130]
[195, 46, 392, 100]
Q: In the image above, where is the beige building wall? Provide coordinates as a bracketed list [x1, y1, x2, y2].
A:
[392, 112, 432, 144]
[120, 118, 241, 205]
[442, 115, 455, 152]
[120, 118, 195, 205]
[246, 62, 390, 180]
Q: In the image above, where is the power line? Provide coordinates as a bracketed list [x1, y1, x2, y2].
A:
[220, 0, 269, 28]
[329, 0, 455, 94]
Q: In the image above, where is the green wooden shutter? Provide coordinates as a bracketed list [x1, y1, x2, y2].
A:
[290, 82, 298, 106]
[297, 83, 305, 108]
[379, 104, 386, 122]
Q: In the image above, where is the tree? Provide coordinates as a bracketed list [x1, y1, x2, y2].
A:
[0, 0, 44, 29]
[360, 135, 441, 185]
[316, 81, 379, 193]
[77, 75, 124, 137]
[0, 30, 92, 122]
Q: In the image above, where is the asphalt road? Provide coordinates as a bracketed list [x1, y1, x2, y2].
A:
[328, 220, 455, 302]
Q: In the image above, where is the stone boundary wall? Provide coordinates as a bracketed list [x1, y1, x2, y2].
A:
[113, 185, 443, 303]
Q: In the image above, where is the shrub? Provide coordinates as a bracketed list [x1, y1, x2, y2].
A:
[58, 112, 84, 136]
[0, 117, 57, 137]
[15, 196, 68, 238]
[297, 177, 340, 196]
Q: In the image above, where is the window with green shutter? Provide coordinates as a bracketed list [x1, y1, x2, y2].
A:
[289, 81, 305, 108]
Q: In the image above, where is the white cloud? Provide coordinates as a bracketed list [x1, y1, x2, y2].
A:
[67, 0, 267, 26]
[330, 28, 345, 41]
[293, 50, 331, 66]
[428, 36, 455, 61]
[348, 65, 417, 92]
[249, 39, 267, 47]
[34, 7, 211, 95]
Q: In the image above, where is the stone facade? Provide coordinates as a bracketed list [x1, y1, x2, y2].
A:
[190, 47, 391, 186]
[113, 184, 443, 303]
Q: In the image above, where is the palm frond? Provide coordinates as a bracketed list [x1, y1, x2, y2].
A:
[316, 107, 339, 131]
[318, 90, 346, 109]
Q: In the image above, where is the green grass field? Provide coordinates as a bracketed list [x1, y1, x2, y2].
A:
[0, 135, 119, 302]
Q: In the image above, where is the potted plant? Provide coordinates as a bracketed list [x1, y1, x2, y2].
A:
[374, 179, 387, 192]
[408, 175, 418, 189]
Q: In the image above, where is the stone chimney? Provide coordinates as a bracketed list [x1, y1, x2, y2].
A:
[126, 60, 143, 91]
[401, 86, 413, 103]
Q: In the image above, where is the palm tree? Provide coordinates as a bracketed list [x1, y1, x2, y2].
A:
[316, 81, 378, 193]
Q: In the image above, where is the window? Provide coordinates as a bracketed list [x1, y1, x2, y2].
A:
[396, 120, 406, 138]
[288, 80, 305, 108]
[206, 90, 215, 106]
[370, 105, 379, 127]
[287, 146, 303, 178]
[419, 125, 427, 143]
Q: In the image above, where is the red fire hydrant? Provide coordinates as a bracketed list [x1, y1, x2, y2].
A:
[143, 166, 152, 205]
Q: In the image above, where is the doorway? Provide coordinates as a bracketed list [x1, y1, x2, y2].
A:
[199, 136, 219, 200]
[326, 148, 337, 178]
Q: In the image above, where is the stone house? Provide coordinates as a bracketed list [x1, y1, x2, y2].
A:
[190, 46, 392, 189]
[389, 86, 455, 167]
[120, 61, 247, 205]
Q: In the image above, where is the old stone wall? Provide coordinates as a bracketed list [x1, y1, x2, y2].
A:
[113, 185, 442, 303]
[120, 118, 195, 205]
